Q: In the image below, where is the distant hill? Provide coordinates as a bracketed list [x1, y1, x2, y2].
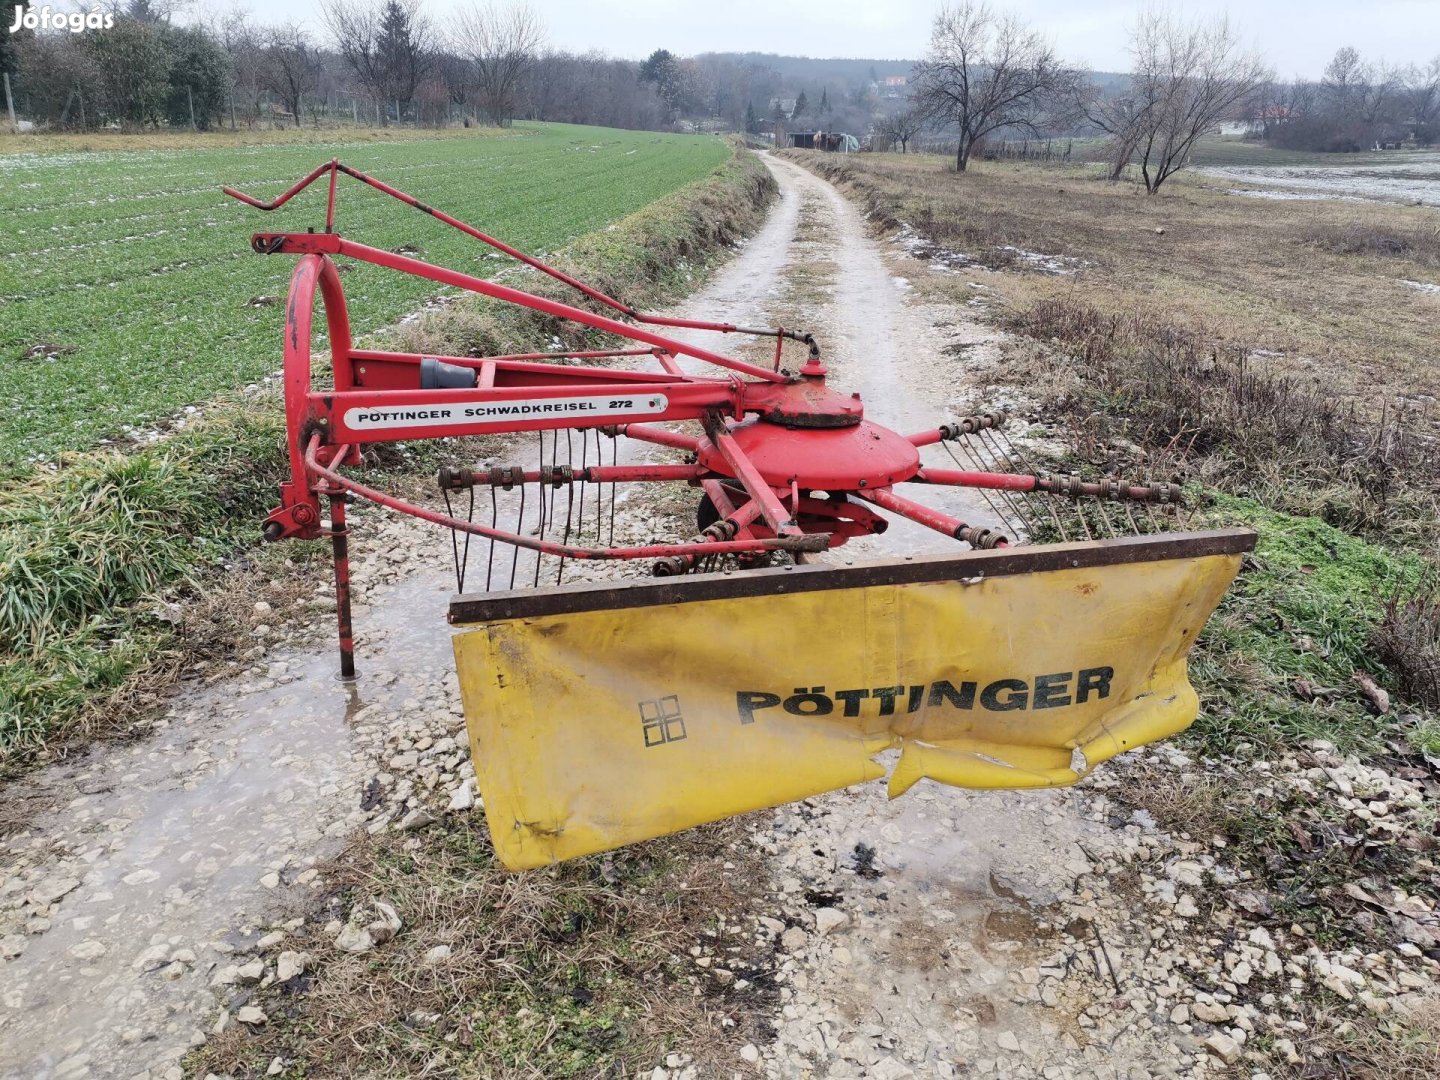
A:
[701, 52, 1128, 93]
[699, 53, 918, 87]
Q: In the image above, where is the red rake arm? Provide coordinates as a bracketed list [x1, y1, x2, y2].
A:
[224, 160, 819, 374]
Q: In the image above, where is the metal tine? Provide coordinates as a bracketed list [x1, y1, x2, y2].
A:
[974, 427, 1048, 533]
[595, 430, 606, 544]
[977, 424, 1076, 541]
[1096, 498, 1122, 539]
[442, 487, 460, 589]
[941, 438, 1015, 533]
[946, 435, 1037, 539]
[509, 484, 525, 589]
[1123, 499, 1143, 537]
[486, 486, 498, 591]
[575, 427, 588, 555]
[946, 440, 1032, 537]
[557, 431, 575, 585]
[532, 431, 546, 587]
[608, 436, 617, 547]
[460, 487, 474, 590]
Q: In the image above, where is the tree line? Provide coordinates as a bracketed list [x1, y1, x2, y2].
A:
[905, 2, 1437, 192]
[0, 0, 880, 135]
[3, 0, 1435, 195]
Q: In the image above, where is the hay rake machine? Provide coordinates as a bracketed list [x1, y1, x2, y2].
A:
[228, 161, 1254, 870]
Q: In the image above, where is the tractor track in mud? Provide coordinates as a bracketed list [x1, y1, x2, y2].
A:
[4, 153, 1408, 1080]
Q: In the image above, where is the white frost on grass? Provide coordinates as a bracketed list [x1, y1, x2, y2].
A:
[1401, 279, 1440, 295]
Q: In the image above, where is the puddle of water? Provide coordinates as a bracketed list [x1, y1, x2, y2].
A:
[0, 568, 456, 1079]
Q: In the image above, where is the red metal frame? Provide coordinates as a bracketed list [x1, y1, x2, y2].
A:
[227, 162, 1184, 674]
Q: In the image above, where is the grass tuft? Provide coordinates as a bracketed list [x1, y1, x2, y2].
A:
[1188, 495, 1428, 756]
[0, 399, 286, 762]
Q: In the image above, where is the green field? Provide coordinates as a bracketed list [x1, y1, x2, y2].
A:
[0, 124, 730, 468]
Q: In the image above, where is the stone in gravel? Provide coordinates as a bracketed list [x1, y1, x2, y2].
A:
[780, 926, 808, 952]
[30, 877, 82, 906]
[2, 935, 28, 959]
[447, 780, 475, 812]
[814, 907, 849, 936]
[235, 1006, 267, 1026]
[423, 945, 451, 966]
[1191, 1001, 1229, 1024]
[740, 1044, 760, 1063]
[1204, 1033, 1241, 1064]
[399, 808, 435, 832]
[210, 965, 241, 987]
[234, 958, 265, 983]
[256, 931, 285, 951]
[870, 1060, 915, 1080]
[276, 951, 308, 981]
[1175, 895, 1199, 917]
[67, 940, 107, 961]
[266, 1058, 285, 1077]
[996, 1031, 1021, 1052]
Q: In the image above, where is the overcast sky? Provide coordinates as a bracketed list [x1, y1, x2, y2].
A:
[204, 0, 1440, 79]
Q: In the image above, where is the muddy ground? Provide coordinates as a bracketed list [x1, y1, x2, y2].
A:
[2, 155, 1437, 1080]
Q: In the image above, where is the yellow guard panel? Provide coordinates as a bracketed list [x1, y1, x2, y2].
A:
[453, 531, 1252, 870]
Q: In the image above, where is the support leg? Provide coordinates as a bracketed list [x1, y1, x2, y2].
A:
[329, 493, 357, 680]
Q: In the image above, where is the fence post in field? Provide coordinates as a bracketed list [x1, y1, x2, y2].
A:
[3, 72, 15, 130]
[187, 86, 196, 132]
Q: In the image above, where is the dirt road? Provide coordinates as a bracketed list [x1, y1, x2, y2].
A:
[5, 154, 1413, 1080]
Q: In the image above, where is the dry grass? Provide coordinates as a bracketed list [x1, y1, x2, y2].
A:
[1003, 296, 1440, 542]
[0, 124, 512, 156]
[195, 817, 778, 1078]
[1275, 999, 1440, 1080]
[1374, 586, 1440, 709]
[786, 151, 1440, 413]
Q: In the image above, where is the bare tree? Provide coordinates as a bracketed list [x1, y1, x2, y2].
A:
[1403, 56, 1440, 139]
[912, 1, 1075, 172]
[322, 0, 433, 125]
[436, 50, 477, 121]
[265, 24, 319, 125]
[881, 106, 925, 152]
[1077, 79, 1149, 180]
[1127, 10, 1269, 194]
[451, 2, 544, 126]
[322, 0, 389, 122]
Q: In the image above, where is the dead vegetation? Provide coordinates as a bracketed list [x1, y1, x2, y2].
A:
[195, 818, 778, 1078]
[1278, 998, 1440, 1080]
[1303, 221, 1440, 268]
[1006, 296, 1440, 543]
[1374, 586, 1440, 710]
[784, 151, 1440, 415]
